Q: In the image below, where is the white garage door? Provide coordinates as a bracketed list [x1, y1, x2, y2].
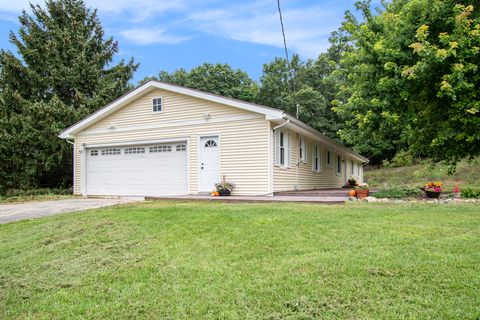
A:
[86, 142, 188, 196]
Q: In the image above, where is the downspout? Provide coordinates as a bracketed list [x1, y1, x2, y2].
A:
[296, 149, 299, 191]
[271, 118, 291, 193]
[272, 118, 290, 131]
[272, 119, 299, 191]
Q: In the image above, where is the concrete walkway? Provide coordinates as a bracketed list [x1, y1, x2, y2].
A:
[0, 198, 141, 224]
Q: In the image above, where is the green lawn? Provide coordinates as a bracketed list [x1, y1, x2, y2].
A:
[1, 201, 479, 319]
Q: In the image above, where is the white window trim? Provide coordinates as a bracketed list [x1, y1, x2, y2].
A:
[152, 96, 163, 113]
[274, 130, 291, 169]
[312, 144, 321, 173]
[336, 154, 342, 176]
[326, 149, 333, 167]
[299, 136, 306, 163]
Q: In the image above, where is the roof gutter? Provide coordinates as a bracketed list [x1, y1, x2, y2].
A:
[283, 114, 369, 164]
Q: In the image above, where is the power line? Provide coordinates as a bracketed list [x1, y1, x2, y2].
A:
[277, 0, 289, 67]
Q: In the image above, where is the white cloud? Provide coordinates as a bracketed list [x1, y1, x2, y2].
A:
[186, 2, 345, 58]
[120, 27, 189, 45]
[0, 0, 357, 57]
[87, 0, 185, 22]
[0, 0, 185, 22]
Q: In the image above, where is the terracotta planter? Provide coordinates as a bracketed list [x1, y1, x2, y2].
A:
[356, 189, 369, 199]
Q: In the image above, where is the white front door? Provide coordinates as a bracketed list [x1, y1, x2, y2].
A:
[200, 136, 220, 192]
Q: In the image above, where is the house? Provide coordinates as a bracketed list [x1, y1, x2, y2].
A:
[59, 81, 368, 197]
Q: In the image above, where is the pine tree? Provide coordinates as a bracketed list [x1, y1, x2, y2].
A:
[0, 0, 138, 191]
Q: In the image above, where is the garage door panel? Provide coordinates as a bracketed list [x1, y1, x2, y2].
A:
[86, 142, 188, 196]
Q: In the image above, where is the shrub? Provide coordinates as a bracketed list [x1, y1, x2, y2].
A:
[382, 150, 414, 168]
[462, 188, 480, 199]
[372, 186, 422, 199]
[2, 188, 72, 197]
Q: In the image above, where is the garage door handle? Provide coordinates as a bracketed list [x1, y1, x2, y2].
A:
[201, 162, 204, 169]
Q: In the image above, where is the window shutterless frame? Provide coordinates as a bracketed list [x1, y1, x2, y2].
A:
[279, 131, 285, 166]
[152, 97, 163, 113]
[336, 155, 342, 175]
[299, 136, 306, 163]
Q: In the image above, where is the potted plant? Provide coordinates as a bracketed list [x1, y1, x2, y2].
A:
[355, 183, 369, 199]
[347, 175, 357, 187]
[452, 185, 461, 199]
[421, 181, 442, 198]
[215, 181, 235, 196]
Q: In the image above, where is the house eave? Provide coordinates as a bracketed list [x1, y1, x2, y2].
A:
[59, 80, 284, 139]
[283, 114, 369, 163]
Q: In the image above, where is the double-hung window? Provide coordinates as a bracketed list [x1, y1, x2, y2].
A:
[327, 150, 332, 166]
[275, 130, 290, 167]
[336, 155, 342, 175]
[299, 136, 306, 163]
[312, 144, 321, 172]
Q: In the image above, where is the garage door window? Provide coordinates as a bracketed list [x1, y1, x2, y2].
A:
[149, 145, 172, 153]
[176, 144, 186, 152]
[101, 148, 121, 156]
[90, 150, 98, 156]
[125, 147, 145, 154]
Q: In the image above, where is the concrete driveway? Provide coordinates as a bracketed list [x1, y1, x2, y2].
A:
[0, 198, 142, 224]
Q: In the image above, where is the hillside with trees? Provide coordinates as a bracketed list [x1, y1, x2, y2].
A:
[0, 0, 478, 193]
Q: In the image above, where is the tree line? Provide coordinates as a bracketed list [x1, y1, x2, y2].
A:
[0, 0, 478, 192]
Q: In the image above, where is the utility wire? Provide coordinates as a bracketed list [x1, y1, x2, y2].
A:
[277, 0, 296, 112]
[277, 0, 290, 68]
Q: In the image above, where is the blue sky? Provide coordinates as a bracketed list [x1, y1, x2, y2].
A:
[0, 0, 370, 83]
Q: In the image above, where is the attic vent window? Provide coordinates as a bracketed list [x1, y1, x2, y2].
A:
[152, 97, 163, 112]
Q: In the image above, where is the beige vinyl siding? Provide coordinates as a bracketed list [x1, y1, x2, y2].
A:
[273, 126, 347, 192]
[73, 88, 270, 196]
[88, 90, 253, 131]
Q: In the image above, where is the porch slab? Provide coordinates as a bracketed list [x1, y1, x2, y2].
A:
[146, 194, 348, 204]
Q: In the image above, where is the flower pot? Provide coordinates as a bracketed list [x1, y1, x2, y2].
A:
[218, 189, 231, 196]
[453, 193, 461, 199]
[425, 190, 441, 198]
[356, 189, 369, 199]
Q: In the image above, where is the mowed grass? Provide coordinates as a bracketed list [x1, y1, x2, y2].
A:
[0, 201, 479, 319]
